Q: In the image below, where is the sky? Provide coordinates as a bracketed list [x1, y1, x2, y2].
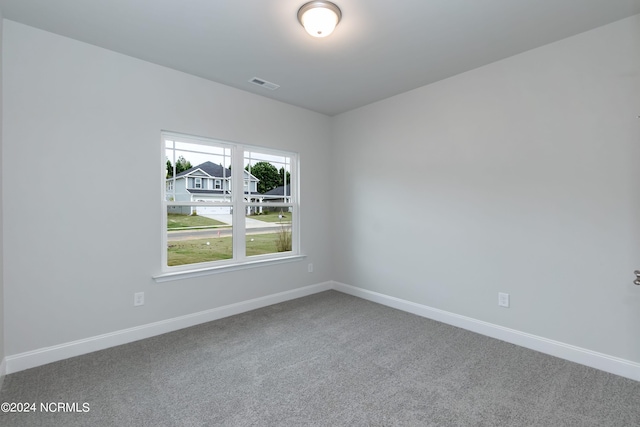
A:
[165, 137, 291, 173]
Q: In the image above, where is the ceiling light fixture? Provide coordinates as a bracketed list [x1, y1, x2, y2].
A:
[297, 1, 342, 38]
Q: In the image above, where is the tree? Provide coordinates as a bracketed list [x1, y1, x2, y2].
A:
[278, 167, 291, 187]
[246, 161, 280, 194]
[166, 156, 193, 178]
[176, 156, 192, 174]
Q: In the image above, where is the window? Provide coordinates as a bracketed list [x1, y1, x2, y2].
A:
[160, 132, 300, 278]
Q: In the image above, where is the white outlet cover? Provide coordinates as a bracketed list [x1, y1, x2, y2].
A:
[134, 292, 145, 306]
[498, 292, 510, 308]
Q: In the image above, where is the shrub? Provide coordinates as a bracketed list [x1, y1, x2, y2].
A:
[276, 225, 292, 252]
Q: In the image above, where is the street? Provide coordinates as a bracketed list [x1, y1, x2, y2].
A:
[168, 225, 288, 241]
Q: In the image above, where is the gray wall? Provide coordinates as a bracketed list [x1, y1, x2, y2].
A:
[0, 9, 5, 383]
[2, 14, 640, 370]
[331, 15, 640, 363]
[2, 20, 333, 356]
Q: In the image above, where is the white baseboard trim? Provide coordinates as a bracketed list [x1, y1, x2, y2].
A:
[0, 358, 6, 390]
[6, 280, 638, 381]
[5, 282, 332, 374]
[332, 281, 640, 382]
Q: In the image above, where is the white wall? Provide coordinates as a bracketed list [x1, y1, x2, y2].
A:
[2, 21, 332, 356]
[0, 9, 5, 383]
[332, 15, 640, 363]
[3, 14, 640, 374]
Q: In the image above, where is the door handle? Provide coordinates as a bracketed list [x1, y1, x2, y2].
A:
[635, 270, 640, 285]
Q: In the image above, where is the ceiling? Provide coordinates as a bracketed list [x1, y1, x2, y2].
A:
[1, 0, 639, 116]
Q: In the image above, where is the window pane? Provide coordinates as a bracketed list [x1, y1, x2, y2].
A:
[244, 151, 292, 199]
[245, 206, 293, 257]
[165, 137, 233, 205]
[163, 132, 298, 272]
[167, 207, 233, 266]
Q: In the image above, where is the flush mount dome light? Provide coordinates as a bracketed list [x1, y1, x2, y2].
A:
[297, 1, 342, 38]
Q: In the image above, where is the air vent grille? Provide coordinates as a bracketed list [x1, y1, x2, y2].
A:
[249, 77, 280, 91]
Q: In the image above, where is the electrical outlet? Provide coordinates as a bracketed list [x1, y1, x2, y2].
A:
[134, 292, 145, 307]
[308, 263, 314, 273]
[498, 292, 509, 308]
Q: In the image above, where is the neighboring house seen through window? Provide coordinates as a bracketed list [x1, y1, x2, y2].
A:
[162, 132, 299, 275]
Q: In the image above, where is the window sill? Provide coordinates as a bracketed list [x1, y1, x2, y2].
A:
[153, 254, 306, 283]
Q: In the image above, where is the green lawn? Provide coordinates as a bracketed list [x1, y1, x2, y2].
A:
[249, 211, 292, 223]
[167, 233, 289, 266]
[167, 213, 228, 230]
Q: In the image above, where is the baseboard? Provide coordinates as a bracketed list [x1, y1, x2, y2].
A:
[332, 281, 640, 382]
[7, 280, 639, 381]
[0, 358, 6, 391]
[5, 282, 332, 374]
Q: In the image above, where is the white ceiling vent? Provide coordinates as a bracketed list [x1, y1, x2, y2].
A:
[249, 77, 280, 91]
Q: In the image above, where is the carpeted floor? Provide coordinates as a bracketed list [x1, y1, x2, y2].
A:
[1, 290, 638, 426]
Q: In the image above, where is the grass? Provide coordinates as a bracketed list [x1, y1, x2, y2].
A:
[167, 233, 290, 266]
[167, 213, 227, 230]
[246, 232, 290, 256]
[167, 237, 232, 266]
[276, 226, 292, 252]
[249, 211, 292, 223]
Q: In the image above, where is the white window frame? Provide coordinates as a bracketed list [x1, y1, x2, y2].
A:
[194, 177, 202, 189]
[155, 131, 303, 282]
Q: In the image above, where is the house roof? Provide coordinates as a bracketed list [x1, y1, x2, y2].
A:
[264, 185, 291, 197]
[188, 189, 227, 195]
[188, 189, 261, 196]
[176, 161, 230, 179]
[176, 161, 260, 181]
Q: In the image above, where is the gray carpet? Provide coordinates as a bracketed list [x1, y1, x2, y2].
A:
[1, 290, 638, 426]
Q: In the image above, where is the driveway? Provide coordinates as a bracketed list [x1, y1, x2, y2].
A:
[200, 214, 279, 229]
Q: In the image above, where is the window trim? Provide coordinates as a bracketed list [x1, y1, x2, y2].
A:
[153, 254, 306, 282]
[157, 131, 301, 280]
